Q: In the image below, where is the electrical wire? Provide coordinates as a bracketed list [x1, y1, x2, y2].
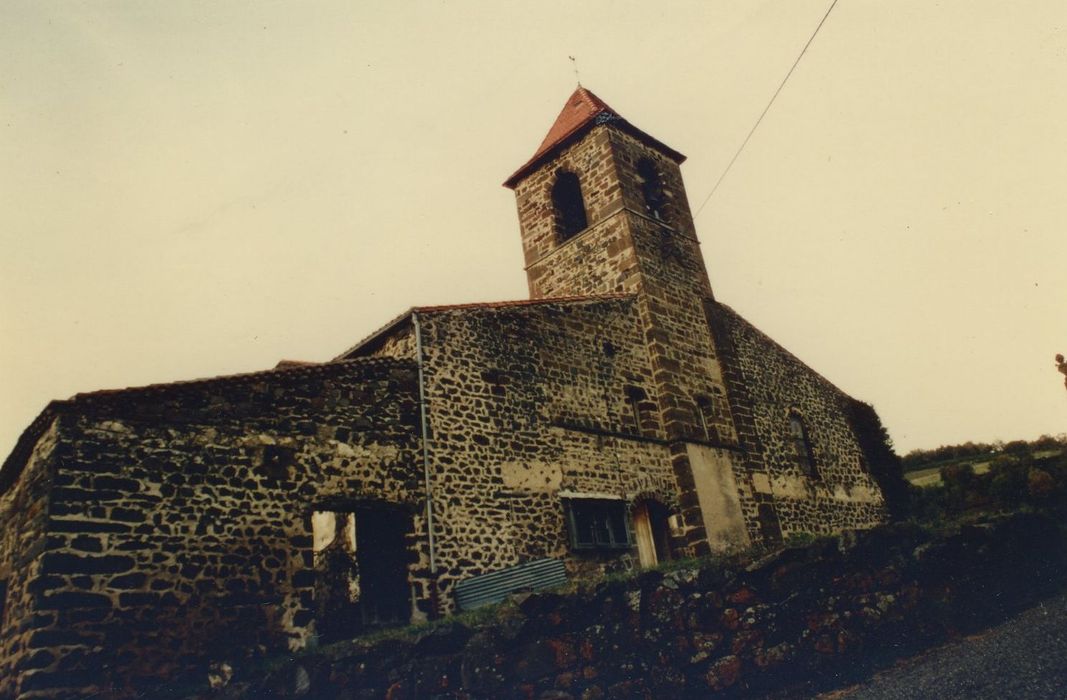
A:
[694, 0, 841, 219]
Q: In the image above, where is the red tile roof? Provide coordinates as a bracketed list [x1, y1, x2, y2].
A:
[503, 86, 686, 189]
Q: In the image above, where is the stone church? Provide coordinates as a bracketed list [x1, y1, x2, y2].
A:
[0, 87, 904, 696]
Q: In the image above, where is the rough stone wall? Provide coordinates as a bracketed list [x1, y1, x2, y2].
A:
[514, 126, 736, 447]
[609, 131, 748, 555]
[366, 322, 416, 360]
[512, 125, 745, 556]
[525, 212, 639, 299]
[514, 125, 628, 288]
[410, 297, 681, 607]
[0, 419, 59, 698]
[606, 129, 734, 444]
[707, 302, 887, 542]
[8, 358, 422, 697]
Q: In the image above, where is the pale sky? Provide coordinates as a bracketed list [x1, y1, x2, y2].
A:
[2, 0, 1065, 460]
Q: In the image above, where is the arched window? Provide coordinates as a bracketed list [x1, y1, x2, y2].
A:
[551, 171, 588, 241]
[788, 413, 818, 477]
[637, 158, 669, 224]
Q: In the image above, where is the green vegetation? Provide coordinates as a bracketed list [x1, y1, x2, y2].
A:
[782, 531, 821, 548]
[902, 434, 1066, 473]
[906, 436, 1067, 528]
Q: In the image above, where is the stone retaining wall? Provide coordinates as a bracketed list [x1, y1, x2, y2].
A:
[224, 512, 1065, 699]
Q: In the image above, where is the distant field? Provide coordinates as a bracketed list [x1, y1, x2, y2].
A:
[906, 460, 992, 487]
[904, 450, 1063, 488]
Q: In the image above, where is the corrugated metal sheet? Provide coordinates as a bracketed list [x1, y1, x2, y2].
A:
[454, 558, 568, 611]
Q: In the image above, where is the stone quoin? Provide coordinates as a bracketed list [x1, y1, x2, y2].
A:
[0, 87, 905, 697]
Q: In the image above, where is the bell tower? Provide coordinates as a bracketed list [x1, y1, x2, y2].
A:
[504, 86, 712, 302]
[505, 88, 746, 555]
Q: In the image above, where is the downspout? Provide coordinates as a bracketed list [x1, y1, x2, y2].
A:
[412, 312, 438, 617]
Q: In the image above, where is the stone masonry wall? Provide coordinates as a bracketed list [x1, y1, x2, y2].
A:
[513, 124, 746, 556]
[367, 323, 416, 360]
[608, 129, 736, 447]
[507, 117, 888, 553]
[518, 129, 642, 300]
[0, 418, 59, 698]
[361, 297, 683, 610]
[525, 212, 639, 299]
[7, 358, 422, 698]
[707, 302, 887, 542]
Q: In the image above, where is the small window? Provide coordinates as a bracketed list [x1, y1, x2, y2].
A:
[551, 171, 588, 241]
[789, 414, 818, 477]
[637, 158, 669, 224]
[565, 499, 632, 550]
[695, 395, 714, 441]
[624, 386, 647, 434]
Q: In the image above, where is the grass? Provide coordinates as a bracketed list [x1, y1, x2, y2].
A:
[906, 460, 993, 487]
[328, 549, 751, 647]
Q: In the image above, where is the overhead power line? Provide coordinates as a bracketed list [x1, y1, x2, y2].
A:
[694, 0, 841, 219]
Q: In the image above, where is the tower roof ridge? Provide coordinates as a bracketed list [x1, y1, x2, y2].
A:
[504, 86, 685, 189]
[533, 85, 618, 154]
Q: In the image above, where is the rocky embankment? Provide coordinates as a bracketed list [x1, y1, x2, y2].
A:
[190, 512, 1066, 699]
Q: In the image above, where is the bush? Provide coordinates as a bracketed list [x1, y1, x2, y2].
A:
[939, 463, 991, 513]
[904, 438, 1067, 526]
[906, 483, 959, 528]
[988, 457, 1028, 510]
[784, 531, 817, 548]
[1028, 468, 1057, 501]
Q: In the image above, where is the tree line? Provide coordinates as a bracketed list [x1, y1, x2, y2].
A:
[901, 434, 1067, 472]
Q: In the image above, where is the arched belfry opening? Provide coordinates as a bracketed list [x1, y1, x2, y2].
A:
[551, 171, 588, 241]
[636, 157, 670, 224]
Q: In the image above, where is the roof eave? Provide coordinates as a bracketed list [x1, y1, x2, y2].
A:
[334, 309, 415, 360]
[503, 120, 687, 190]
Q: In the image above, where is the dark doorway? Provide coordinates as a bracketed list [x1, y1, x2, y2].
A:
[633, 500, 672, 568]
[355, 506, 410, 626]
[312, 503, 411, 642]
[757, 503, 783, 546]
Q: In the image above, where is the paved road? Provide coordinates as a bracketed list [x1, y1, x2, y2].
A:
[835, 588, 1067, 699]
